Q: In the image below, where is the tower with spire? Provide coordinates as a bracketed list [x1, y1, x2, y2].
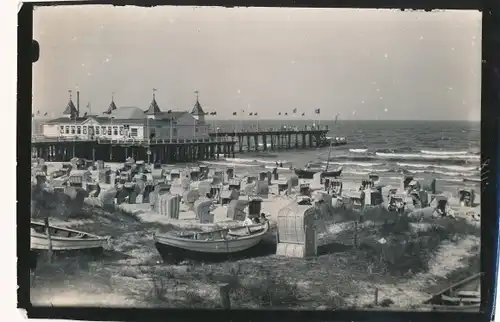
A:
[62, 90, 78, 119]
[104, 92, 117, 115]
[144, 88, 161, 119]
[190, 91, 206, 124]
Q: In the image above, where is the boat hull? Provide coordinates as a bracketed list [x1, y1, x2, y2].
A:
[154, 238, 275, 263]
[294, 168, 342, 179]
[30, 234, 108, 251]
[30, 221, 109, 251]
[154, 223, 275, 263]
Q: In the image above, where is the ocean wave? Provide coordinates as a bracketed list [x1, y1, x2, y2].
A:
[201, 161, 256, 168]
[223, 157, 288, 165]
[409, 169, 478, 177]
[375, 152, 480, 161]
[322, 161, 383, 167]
[349, 148, 368, 153]
[420, 150, 469, 155]
[396, 162, 478, 172]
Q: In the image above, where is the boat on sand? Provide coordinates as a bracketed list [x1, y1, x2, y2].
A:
[154, 222, 270, 263]
[294, 167, 343, 179]
[30, 221, 110, 251]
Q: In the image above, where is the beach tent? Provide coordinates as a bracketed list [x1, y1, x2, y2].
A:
[86, 182, 101, 198]
[154, 183, 171, 196]
[289, 176, 299, 187]
[247, 197, 263, 217]
[364, 188, 383, 206]
[430, 194, 450, 216]
[214, 171, 225, 185]
[226, 199, 250, 221]
[190, 170, 201, 181]
[99, 187, 118, 209]
[228, 179, 241, 191]
[244, 182, 256, 195]
[142, 182, 155, 203]
[157, 193, 181, 219]
[275, 180, 289, 195]
[183, 189, 200, 210]
[247, 176, 257, 184]
[191, 181, 211, 197]
[226, 168, 234, 180]
[255, 181, 269, 198]
[194, 198, 213, 223]
[169, 169, 181, 180]
[276, 203, 318, 258]
[299, 183, 311, 196]
[220, 189, 240, 205]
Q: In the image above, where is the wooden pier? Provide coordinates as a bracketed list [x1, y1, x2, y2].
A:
[31, 137, 236, 163]
[31, 127, 345, 163]
[208, 126, 338, 153]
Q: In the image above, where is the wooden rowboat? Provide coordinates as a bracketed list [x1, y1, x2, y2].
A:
[30, 221, 110, 251]
[294, 167, 342, 179]
[154, 222, 270, 262]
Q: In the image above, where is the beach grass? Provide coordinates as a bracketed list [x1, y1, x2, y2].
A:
[30, 203, 481, 309]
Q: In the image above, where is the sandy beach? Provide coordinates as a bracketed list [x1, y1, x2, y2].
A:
[30, 160, 481, 310]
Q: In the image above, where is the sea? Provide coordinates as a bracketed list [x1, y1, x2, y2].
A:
[201, 120, 481, 188]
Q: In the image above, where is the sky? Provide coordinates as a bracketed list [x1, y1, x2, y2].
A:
[33, 6, 482, 121]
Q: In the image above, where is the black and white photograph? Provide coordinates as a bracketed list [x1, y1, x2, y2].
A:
[29, 6, 481, 311]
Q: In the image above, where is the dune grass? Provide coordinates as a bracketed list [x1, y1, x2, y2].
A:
[30, 201, 481, 310]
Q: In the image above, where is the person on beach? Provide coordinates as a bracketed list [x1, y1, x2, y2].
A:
[243, 213, 254, 226]
[279, 162, 283, 168]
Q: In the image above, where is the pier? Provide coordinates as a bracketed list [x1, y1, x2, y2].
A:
[31, 126, 347, 163]
[31, 137, 237, 163]
[208, 126, 343, 153]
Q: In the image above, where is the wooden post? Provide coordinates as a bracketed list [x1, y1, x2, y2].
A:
[219, 283, 231, 309]
[44, 217, 53, 263]
[374, 288, 379, 306]
[354, 221, 358, 249]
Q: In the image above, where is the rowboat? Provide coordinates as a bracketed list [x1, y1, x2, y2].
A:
[294, 167, 343, 179]
[30, 221, 110, 251]
[154, 222, 270, 263]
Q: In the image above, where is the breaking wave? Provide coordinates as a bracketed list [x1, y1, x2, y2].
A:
[395, 162, 479, 172]
[420, 150, 470, 155]
[375, 152, 480, 161]
[349, 149, 368, 153]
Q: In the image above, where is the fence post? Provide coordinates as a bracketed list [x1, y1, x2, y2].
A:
[219, 283, 231, 309]
[354, 221, 358, 249]
[374, 287, 379, 306]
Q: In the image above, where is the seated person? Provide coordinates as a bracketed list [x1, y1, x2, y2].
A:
[243, 214, 254, 226]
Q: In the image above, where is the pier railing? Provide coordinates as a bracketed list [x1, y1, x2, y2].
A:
[208, 125, 329, 136]
[31, 135, 234, 144]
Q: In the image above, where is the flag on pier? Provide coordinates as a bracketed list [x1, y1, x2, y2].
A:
[301, 112, 305, 116]
[249, 112, 253, 116]
[254, 112, 258, 116]
[334, 112, 340, 124]
[285, 112, 288, 116]
[315, 109, 321, 114]
[36, 110, 40, 116]
[44, 112, 48, 116]
[210, 111, 217, 115]
[233, 112, 237, 116]
[278, 112, 282, 115]
[292, 108, 297, 114]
